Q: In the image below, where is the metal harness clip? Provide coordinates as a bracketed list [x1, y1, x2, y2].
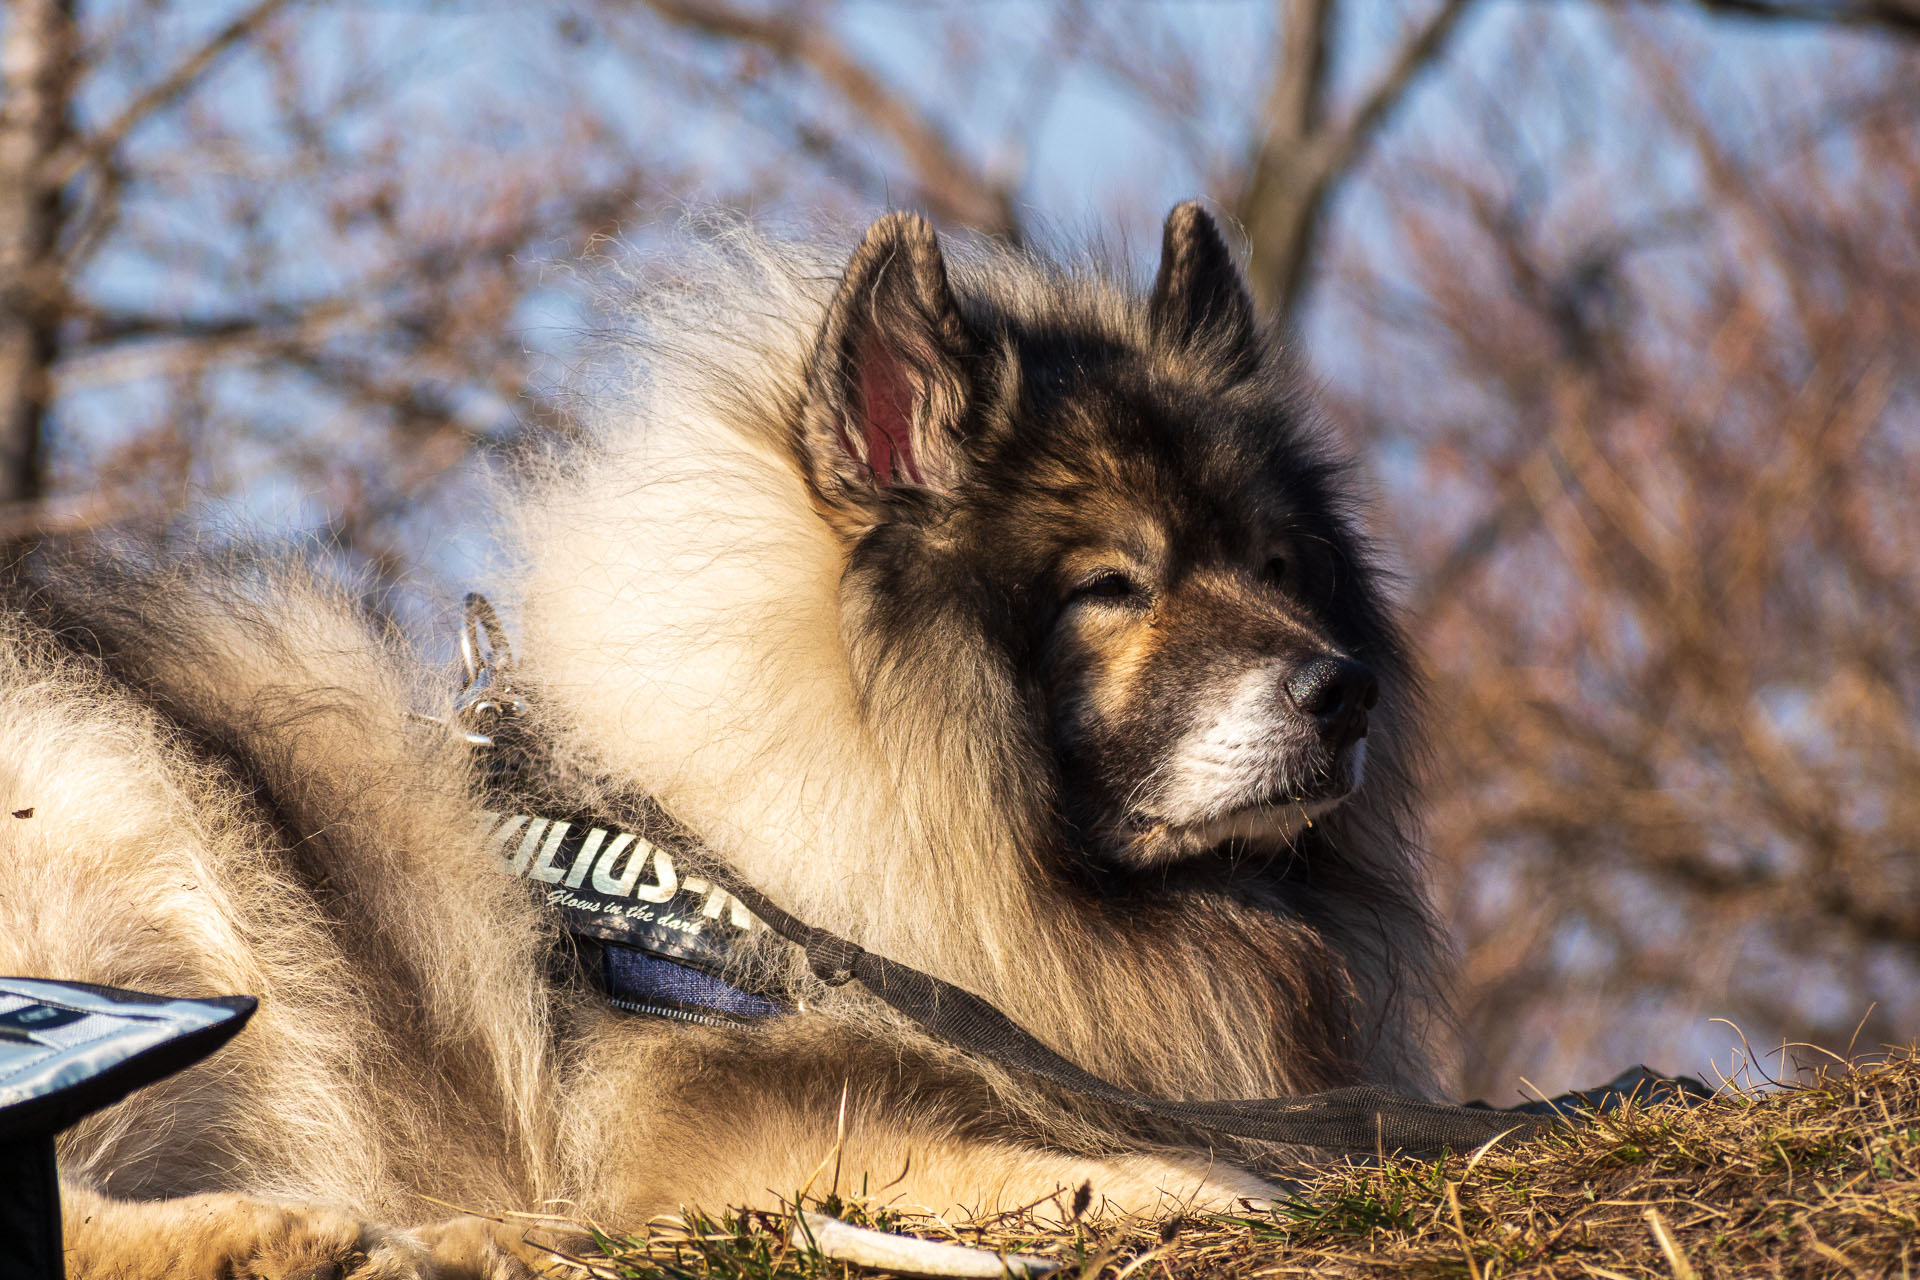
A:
[407, 593, 529, 746]
[452, 592, 528, 746]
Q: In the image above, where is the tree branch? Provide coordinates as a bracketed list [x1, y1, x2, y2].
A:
[1325, 0, 1474, 182]
[1236, 0, 1474, 322]
[636, 0, 1019, 238]
[51, 0, 294, 189]
[0, 0, 78, 517]
[1684, 0, 1920, 40]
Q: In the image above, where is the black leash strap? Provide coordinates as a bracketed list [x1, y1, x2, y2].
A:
[693, 869, 1551, 1154]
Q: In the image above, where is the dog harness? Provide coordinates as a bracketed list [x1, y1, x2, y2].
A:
[480, 807, 786, 1026]
[448, 595, 1709, 1154]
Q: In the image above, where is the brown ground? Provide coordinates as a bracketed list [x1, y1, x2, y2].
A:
[571, 1050, 1920, 1279]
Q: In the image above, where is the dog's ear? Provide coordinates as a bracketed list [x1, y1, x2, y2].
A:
[1148, 202, 1257, 372]
[801, 212, 977, 521]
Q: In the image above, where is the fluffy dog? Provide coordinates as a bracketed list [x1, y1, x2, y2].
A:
[0, 204, 1440, 1278]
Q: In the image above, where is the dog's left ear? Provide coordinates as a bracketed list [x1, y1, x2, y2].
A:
[801, 211, 978, 521]
[1148, 202, 1257, 373]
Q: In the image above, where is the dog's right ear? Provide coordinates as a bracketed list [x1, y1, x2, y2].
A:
[800, 212, 978, 527]
[1148, 202, 1257, 376]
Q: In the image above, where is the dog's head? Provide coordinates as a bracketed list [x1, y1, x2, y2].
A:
[793, 205, 1410, 872]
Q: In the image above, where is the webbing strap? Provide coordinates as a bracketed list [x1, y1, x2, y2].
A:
[476, 766, 1551, 1153]
[702, 869, 1551, 1154]
[456, 593, 1553, 1157]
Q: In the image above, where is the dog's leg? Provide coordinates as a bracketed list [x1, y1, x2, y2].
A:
[59, 1180, 560, 1280]
[787, 1134, 1277, 1220]
[600, 1102, 1275, 1221]
[573, 1017, 1278, 1222]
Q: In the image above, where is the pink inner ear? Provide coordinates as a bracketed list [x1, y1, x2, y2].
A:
[855, 333, 925, 488]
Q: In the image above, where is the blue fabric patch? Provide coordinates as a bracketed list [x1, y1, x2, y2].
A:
[602, 947, 786, 1021]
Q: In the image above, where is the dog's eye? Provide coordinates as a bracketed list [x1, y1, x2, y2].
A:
[1069, 570, 1139, 606]
[1264, 554, 1293, 590]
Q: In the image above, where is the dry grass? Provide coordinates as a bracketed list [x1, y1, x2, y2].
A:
[572, 1051, 1920, 1279]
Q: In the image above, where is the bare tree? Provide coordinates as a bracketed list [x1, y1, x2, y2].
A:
[636, 0, 1023, 239]
[8, 0, 1919, 1101]
[0, 0, 75, 525]
[0, 1, 695, 609]
[1234, 0, 1472, 321]
[1314, 11, 1920, 1093]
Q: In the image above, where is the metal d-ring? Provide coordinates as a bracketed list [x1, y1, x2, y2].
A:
[448, 593, 528, 745]
[460, 592, 511, 685]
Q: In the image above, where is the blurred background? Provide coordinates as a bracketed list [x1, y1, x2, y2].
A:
[4, 0, 1917, 1102]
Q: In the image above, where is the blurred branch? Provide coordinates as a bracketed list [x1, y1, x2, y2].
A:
[635, 0, 1020, 239]
[1682, 0, 1920, 39]
[1236, 0, 1473, 323]
[0, 0, 77, 518]
[0, 483, 166, 541]
[50, 0, 295, 191]
[1336, 0, 1476, 176]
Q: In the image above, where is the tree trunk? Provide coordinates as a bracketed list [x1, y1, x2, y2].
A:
[1238, 0, 1332, 323]
[0, 0, 76, 525]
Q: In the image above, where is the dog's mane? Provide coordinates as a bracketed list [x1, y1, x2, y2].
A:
[508, 219, 1445, 1101]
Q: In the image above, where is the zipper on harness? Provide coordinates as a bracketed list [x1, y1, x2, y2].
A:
[606, 996, 752, 1030]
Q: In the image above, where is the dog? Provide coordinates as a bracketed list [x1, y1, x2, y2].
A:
[0, 203, 1441, 1278]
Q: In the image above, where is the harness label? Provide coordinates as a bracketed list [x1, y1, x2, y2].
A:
[479, 810, 766, 977]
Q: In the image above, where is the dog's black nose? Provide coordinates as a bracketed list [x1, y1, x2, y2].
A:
[1285, 655, 1377, 750]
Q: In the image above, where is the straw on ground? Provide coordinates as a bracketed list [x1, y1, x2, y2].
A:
[580, 1049, 1920, 1279]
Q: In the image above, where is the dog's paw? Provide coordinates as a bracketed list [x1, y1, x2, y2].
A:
[407, 1214, 562, 1280]
[62, 1187, 549, 1280]
[851, 1139, 1279, 1222]
[244, 1207, 430, 1280]
[223, 1209, 548, 1280]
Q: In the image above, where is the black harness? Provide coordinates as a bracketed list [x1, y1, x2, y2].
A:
[452, 596, 1706, 1157]
[479, 806, 787, 1026]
